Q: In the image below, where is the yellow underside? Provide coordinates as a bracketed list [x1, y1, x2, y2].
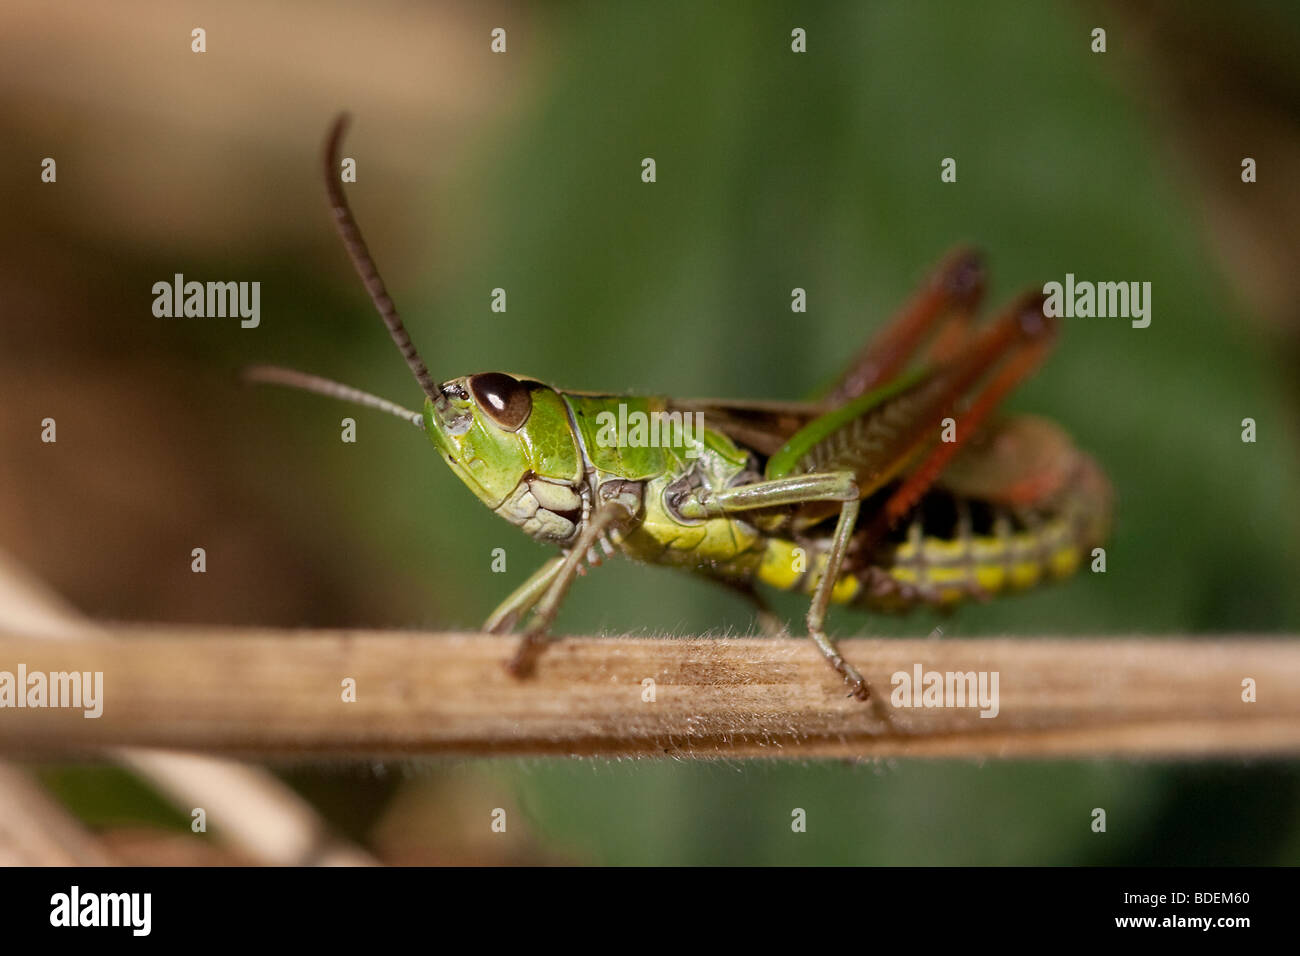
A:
[757, 519, 1083, 608]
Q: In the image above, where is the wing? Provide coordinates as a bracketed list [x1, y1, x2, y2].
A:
[766, 367, 944, 490]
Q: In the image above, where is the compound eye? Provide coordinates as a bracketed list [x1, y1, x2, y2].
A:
[468, 372, 532, 431]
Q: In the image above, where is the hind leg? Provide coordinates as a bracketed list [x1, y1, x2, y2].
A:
[823, 248, 986, 406]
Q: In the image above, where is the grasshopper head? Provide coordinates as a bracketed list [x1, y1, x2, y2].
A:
[297, 117, 584, 543]
[424, 372, 586, 542]
[424, 372, 535, 508]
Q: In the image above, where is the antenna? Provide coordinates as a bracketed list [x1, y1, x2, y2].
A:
[323, 113, 448, 413]
[246, 366, 425, 428]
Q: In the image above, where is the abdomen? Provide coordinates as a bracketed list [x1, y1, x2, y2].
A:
[756, 450, 1112, 611]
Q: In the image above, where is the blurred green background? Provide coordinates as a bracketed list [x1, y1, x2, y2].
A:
[3, 0, 1299, 863]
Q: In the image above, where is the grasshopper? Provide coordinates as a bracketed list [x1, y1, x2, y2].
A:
[251, 116, 1112, 701]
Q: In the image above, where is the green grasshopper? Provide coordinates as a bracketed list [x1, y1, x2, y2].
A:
[251, 116, 1112, 701]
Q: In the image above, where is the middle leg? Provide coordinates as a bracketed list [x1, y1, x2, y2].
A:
[674, 469, 873, 700]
